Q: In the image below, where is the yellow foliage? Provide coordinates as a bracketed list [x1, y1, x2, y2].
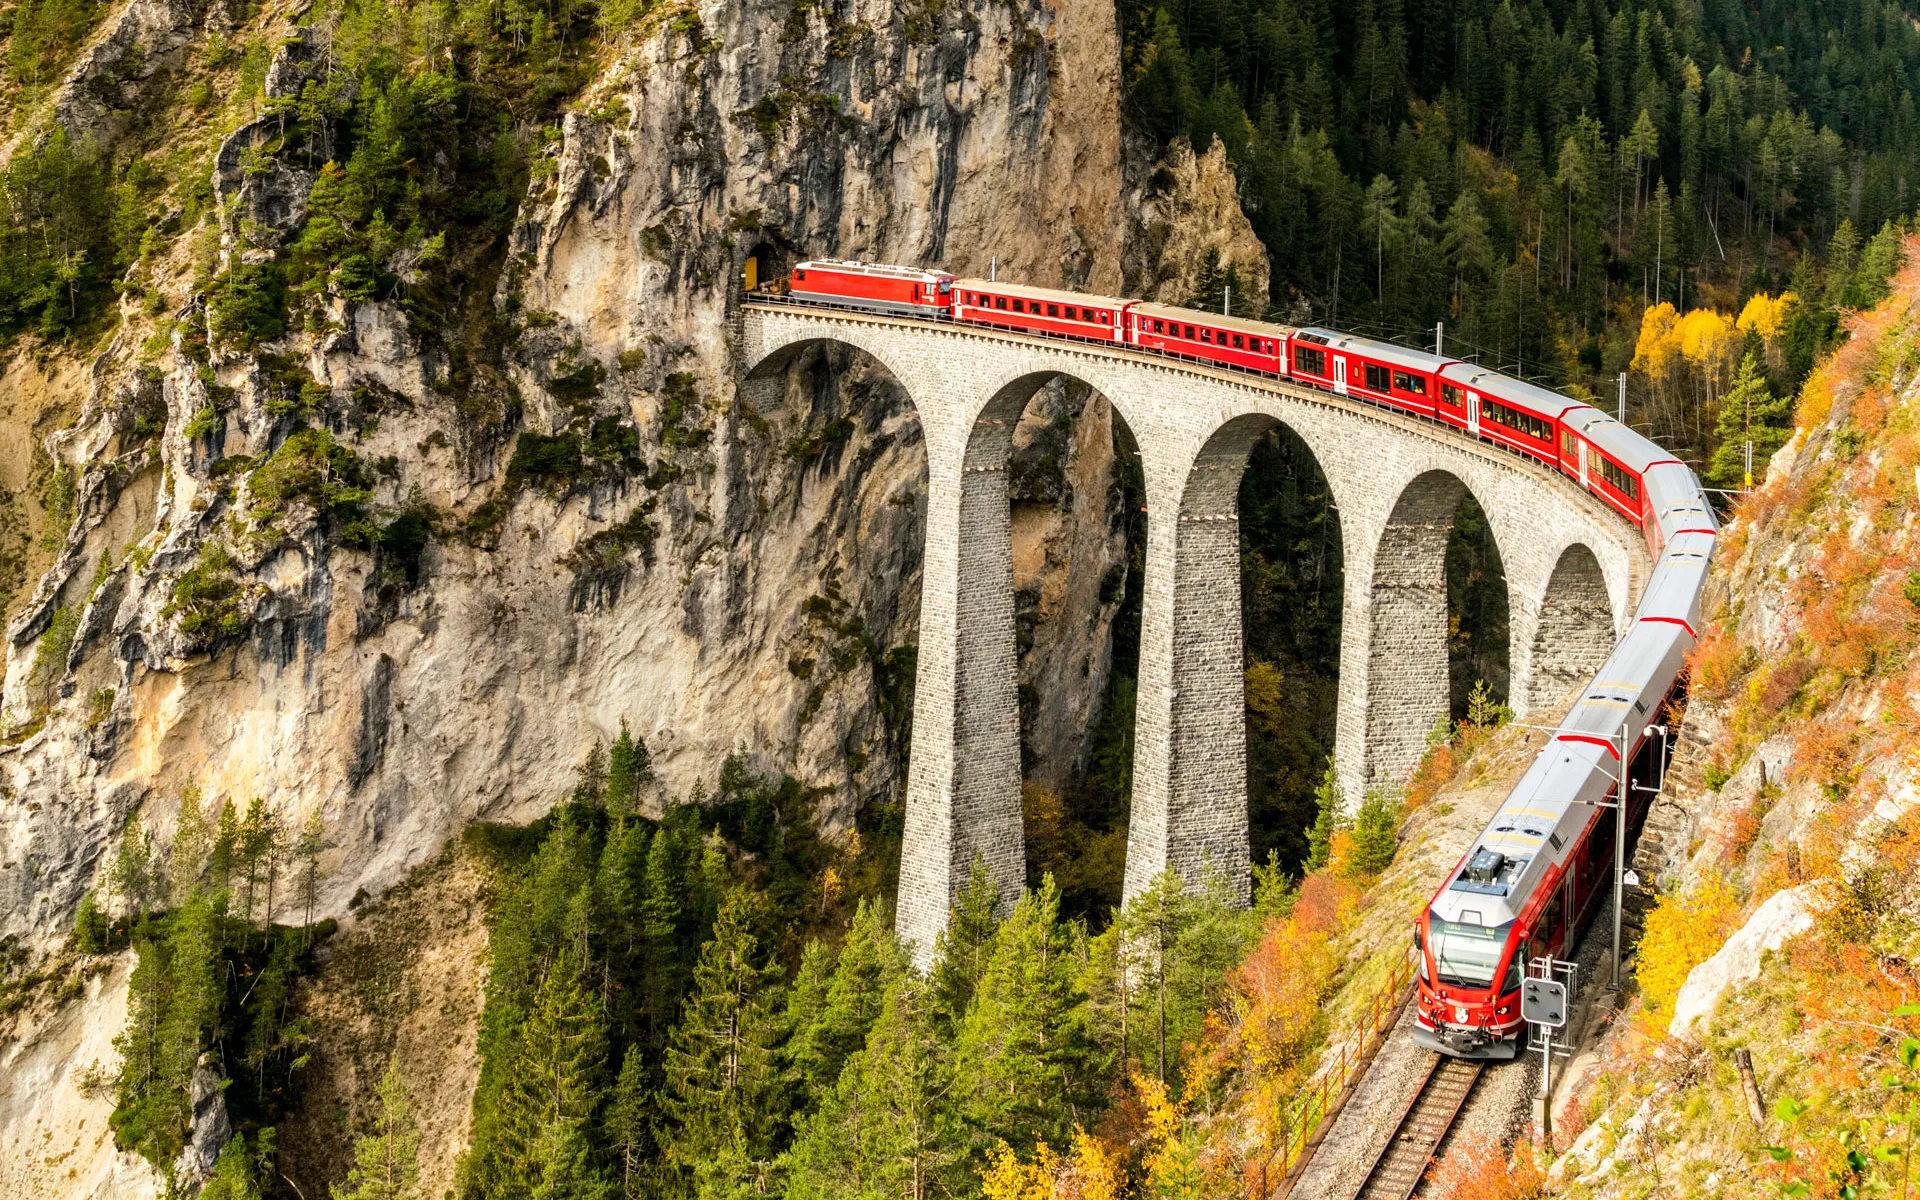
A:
[1325, 829, 1356, 877]
[1677, 307, 1738, 369]
[1634, 875, 1742, 1032]
[1244, 659, 1285, 718]
[980, 1140, 1062, 1200]
[1068, 1129, 1122, 1200]
[980, 1130, 1122, 1200]
[1630, 301, 1682, 382]
[1736, 291, 1795, 343]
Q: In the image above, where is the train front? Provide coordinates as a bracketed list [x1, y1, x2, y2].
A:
[1412, 850, 1528, 1059]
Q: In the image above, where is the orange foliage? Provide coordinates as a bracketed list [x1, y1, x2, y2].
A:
[1714, 796, 1768, 861]
[1686, 623, 1742, 697]
[1425, 1132, 1547, 1200]
[1403, 741, 1457, 810]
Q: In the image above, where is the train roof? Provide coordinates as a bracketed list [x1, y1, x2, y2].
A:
[1295, 328, 1456, 374]
[1442, 365, 1590, 422]
[1568, 409, 1682, 473]
[1133, 301, 1297, 340]
[799, 259, 955, 283]
[954, 278, 1130, 310]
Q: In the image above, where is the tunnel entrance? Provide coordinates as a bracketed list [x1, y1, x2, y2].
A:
[1236, 425, 1344, 876]
[742, 240, 790, 294]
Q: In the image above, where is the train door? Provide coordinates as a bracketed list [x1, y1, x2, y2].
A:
[1578, 438, 1590, 488]
[1333, 356, 1348, 395]
[1466, 393, 1480, 434]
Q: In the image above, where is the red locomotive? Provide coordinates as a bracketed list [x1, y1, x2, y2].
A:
[775, 258, 1716, 1059]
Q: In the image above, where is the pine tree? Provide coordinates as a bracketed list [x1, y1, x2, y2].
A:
[792, 899, 901, 1095]
[1706, 352, 1791, 488]
[529, 1117, 613, 1200]
[951, 875, 1095, 1161]
[783, 980, 957, 1200]
[169, 783, 213, 906]
[473, 953, 610, 1198]
[1118, 870, 1195, 1084]
[931, 856, 1000, 1031]
[213, 798, 240, 895]
[201, 1132, 264, 1200]
[110, 811, 155, 923]
[573, 741, 608, 810]
[331, 1056, 422, 1200]
[295, 809, 328, 945]
[607, 1045, 650, 1198]
[638, 827, 683, 1040]
[605, 719, 652, 823]
[661, 887, 782, 1182]
[1305, 764, 1343, 871]
[780, 939, 834, 1094]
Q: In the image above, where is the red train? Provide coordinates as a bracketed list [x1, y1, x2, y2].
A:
[779, 257, 1717, 1060]
[787, 260, 1676, 540]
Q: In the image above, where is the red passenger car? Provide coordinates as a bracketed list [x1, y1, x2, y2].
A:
[1127, 303, 1286, 372]
[954, 279, 1129, 342]
[1283, 329, 1454, 418]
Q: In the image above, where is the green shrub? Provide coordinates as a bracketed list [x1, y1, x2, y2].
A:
[1346, 787, 1402, 877]
[505, 429, 584, 487]
[207, 261, 288, 350]
[248, 428, 373, 521]
[163, 542, 248, 644]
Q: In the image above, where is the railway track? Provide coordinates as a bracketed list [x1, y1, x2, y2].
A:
[1349, 1054, 1485, 1200]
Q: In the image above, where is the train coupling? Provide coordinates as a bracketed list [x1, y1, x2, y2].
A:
[1412, 1019, 1522, 1061]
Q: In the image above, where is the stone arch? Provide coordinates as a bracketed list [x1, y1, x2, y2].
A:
[1526, 542, 1613, 711]
[739, 332, 927, 419]
[1126, 412, 1339, 905]
[1363, 468, 1510, 787]
[898, 367, 1145, 941]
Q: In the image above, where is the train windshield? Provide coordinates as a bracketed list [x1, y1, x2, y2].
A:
[1429, 916, 1513, 988]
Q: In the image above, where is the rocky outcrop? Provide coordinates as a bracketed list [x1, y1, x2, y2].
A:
[1667, 883, 1815, 1036]
[1123, 134, 1271, 307]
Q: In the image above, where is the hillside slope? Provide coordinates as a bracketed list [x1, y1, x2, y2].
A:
[1536, 239, 1920, 1200]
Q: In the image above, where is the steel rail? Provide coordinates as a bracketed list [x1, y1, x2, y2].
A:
[1349, 1054, 1485, 1200]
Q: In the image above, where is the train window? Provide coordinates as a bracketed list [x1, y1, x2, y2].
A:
[1561, 430, 1578, 458]
[1599, 456, 1640, 498]
[1479, 398, 1553, 442]
[1441, 384, 1466, 408]
[1232, 334, 1244, 349]
[1429, 917, 1515, 988]
[1392, 371, 1427, 395]
[995, 297, 1007, 309]
[1295, 346, 1327, 376]
[1184, 325, 1195, 339]
[1047, 304, 1059, 317]
[1200, 329, 1212, 342]
[1153, 320, 1164, 333]
[1502, 938, 1529, 993]
[1364, 363, 1391, 392]
[1540, 888, 1566, 948]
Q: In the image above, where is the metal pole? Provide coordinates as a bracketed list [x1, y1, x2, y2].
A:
[1542, 1019, 1554, 1147]
[1436, 321, 1445, 355]
[1744, 440, 1754, 489]
[990, 257, 996, 282]
[1613, 723, 1625, 988]
[1618, 372, 1627, 424]
[1224, 285, 1231, 316]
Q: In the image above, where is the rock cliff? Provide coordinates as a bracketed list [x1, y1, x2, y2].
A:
[0, 0, 1271, 1190]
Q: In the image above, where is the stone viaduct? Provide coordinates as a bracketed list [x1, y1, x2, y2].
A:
[738, 303, 1645, 962]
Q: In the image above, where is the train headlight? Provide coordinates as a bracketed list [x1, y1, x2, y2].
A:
[1495, 1004, 1512, 1015]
